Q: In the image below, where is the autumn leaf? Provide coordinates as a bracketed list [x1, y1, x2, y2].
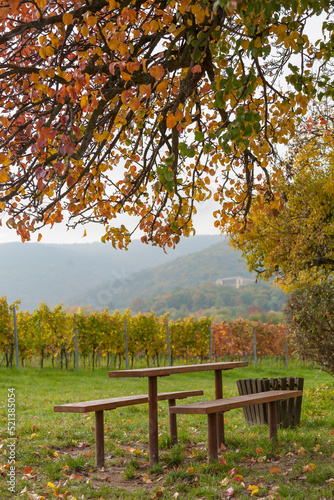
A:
[269, 466, 281, 474]
[149, 64, 165, 80]
[166, 114, 177, 129]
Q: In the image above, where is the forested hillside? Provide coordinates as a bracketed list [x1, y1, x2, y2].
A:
[0, 235, 221, 310]
[69, 241, 287, 321]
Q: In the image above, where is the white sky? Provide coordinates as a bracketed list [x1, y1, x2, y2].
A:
[0, 14, 326, 245]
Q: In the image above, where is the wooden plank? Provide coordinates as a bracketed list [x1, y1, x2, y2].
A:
[54, 395, 149, 413]
[237, 379, 251, 424]
[257, 379, 265, 424]
[246, 379, 256, 423]
[251, 379, 261, 424]
[294, 378, 304, 426]
[54, 390, 204, 414]
[108, 361, 248, 378]
[280, 378, 287, 428]
[262, 378, 271, 423]
[268, 401, 277, 441]
[169, 390, 303, 415]
[287, 377, 295, 427]
[271, 378, 281, 427]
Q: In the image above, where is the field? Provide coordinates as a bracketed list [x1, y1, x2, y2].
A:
[0, 360, 333, 499]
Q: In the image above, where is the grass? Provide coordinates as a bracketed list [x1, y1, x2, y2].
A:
[0, 359, 333, 499]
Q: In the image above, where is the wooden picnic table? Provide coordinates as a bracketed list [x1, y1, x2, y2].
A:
[109, 361, 248, 465]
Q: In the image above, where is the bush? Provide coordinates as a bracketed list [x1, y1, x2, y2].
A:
[284, 282, 334, 376]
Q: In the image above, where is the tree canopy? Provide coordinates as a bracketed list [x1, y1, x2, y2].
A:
[0, 0, 333, 247]
[230, 107, 334, 291]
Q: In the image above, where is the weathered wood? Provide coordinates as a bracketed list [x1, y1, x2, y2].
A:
[207, 413, 218, 462]
[287, 377, 296, 427]
[215, 369, 225, 446]
[252, 378, 261, 423]
[237, 379, 250, 424]
[169, 390, 303, 415]
[95, 410, 104, 468]
[257, 379, 265, 424]
[262, 378, 271, 422]
[294, 377, 304, 426]
[55, 389, 204, 467]
[237, 377, 304, 429]
[268, 401, 277, 440]
[108, 361, 248, 378]
[168, 399, 178, 445]
[148, 375, 158, 466]
[280, 378, 287, 427]
[170, 390, 302, 462]
[54, 390, 204, 413]
[246, 379, 256, 422]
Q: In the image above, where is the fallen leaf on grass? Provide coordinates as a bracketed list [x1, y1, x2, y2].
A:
[325, 478, 334, 484]
[269, 466, 281, 474]
[220, 477, 229, 486]
[27, 493, 45, 500]
[232, 474, 243, 482]
[248, 484, 259, 495]
[141, 473, 152, 484]
[225, 487, 234, 498]
[303, 463, 316, 473]
[228, 467, 237, 476]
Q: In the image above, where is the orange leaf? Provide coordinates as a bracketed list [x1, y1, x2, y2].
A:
[166, 114, 177, 129]
[270, 466, 281, 474]
[149, 64, 165, 80]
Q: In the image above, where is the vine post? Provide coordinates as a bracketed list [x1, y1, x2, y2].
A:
[13, 307, 19, 369]
[124, 318, 129, 370]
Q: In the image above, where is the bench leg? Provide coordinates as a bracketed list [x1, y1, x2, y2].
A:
[168, 399, 178, 445]
[148, 376, 159, 466]
[214, 370, 225, 446]
[95, 410, 105, 468]
[207, 413, 218, 462]
[268, 401, 277, 441]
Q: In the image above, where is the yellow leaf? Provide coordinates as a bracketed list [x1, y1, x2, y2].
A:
[80, 95, 89, 108]
[0, 170, 9, 183]
[45, 46, 54, 57]
[254, 37, 262, 48]
[47, 482, 55, 488]
[62, 13, 73, 25]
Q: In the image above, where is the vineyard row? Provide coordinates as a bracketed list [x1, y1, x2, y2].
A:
[0, 297, 290, 368]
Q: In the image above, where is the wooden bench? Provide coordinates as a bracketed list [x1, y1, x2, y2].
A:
[169, 390, 303, 462]
[54, 390, 203, 467]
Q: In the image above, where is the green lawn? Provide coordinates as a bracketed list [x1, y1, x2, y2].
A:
[0, 360, 333, 499]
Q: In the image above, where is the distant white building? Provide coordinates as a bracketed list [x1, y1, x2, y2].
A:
[216, 276, 255, 289]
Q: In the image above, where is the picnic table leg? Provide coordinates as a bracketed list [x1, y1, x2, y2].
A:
[168, 399, 178, 445]
[95, 410, 105, 468]
[214, 369, 225, 446]
[207, 413, 218, 462]
[268, 401, 278, 440]
[148, 375, 159, 466]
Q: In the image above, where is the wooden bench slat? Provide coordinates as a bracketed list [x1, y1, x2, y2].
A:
[54, 390, 204, 413]
[169, 390, 303, 415]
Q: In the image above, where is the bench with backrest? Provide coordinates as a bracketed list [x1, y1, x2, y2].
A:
[169, 390, 303, 462]
[54, 390, 203, 467]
